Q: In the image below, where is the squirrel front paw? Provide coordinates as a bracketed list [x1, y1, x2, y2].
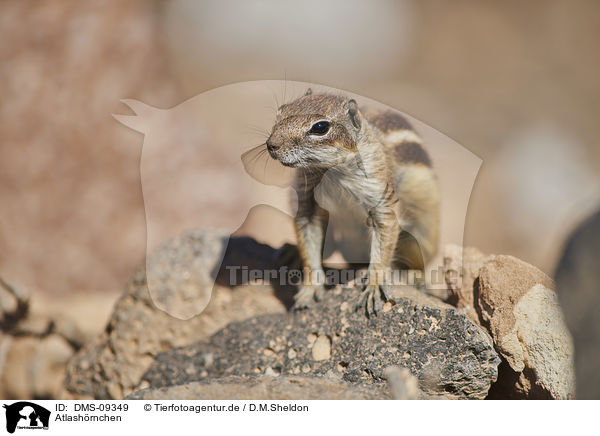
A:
[292, 284, 325, 311]
[355, 271, 392, 317]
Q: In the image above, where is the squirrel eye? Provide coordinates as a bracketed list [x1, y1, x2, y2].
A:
[308, 121, 330, 136]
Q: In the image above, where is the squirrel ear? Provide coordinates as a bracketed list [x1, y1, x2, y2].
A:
[346, 99, 361, 129]
[304, 88, 313, 96]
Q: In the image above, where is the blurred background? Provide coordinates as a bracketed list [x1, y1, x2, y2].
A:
[1, 0, 599, 397]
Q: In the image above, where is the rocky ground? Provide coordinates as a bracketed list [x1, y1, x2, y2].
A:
[0, 278, 117, 399]
[0, 227, 579, 400]
[138, 285, 499, 400]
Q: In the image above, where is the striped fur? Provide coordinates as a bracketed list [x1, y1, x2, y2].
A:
[266, 92, 440, 315]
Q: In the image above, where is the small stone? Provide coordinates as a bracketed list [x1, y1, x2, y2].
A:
[202, 353, 214, 367]
[384, 366, 421, 400]
[107, 383, 122, 400]
[325, 369, 342, 380]
[311, 335, 332, 361]
[264, 366, 279, 377]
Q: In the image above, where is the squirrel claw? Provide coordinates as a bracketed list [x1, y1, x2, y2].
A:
[356, 284, 388, 317]
[292, 285, 324, 311]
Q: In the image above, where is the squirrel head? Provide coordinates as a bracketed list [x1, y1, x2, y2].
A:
[266, 89, 363, 168]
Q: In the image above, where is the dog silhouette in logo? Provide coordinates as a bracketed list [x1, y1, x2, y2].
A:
[3, 402, 50, 433]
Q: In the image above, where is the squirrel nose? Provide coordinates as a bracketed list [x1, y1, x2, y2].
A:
[266, 138, 280, 151]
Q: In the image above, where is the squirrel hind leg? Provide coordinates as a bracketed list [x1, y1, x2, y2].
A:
[392, 230, 425, 271]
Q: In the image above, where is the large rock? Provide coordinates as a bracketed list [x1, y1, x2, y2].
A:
[127, 375, 391, 400]
[555, 209, 600, 399]
[141, 286, 500, 399]
[62, 230, 289, 399]
[476, 255, 575, 399]
[443, 244, 494, 325]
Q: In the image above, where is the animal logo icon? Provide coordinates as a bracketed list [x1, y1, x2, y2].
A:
[3, 402, 50, 433]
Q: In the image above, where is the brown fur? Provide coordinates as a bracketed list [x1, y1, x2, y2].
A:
[266, 91, 440, 316]
[363, 109, 414, 133]
[392, 142, 432, 167]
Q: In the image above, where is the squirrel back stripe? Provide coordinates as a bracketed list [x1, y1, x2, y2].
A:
[363, 109, 414, 133]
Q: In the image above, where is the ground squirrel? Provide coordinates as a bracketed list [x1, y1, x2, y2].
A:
[266, 89, 440, 316]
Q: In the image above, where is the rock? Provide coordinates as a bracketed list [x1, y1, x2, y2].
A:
[126, 375, 390, 400]
[477, 255, 575, 399]
[144, 229, 226, 320]
[141, 286, 500, 399]
[0, 334, 73, 399]
[555, 208, 600, 399]
[384, 366, 421, 400]
[63, 227, 575, 401]
[443, 244, 494, 325]
[0, 277, 89, 400]
[311, 335, 332, 361]
[62, 230, 288, 399]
